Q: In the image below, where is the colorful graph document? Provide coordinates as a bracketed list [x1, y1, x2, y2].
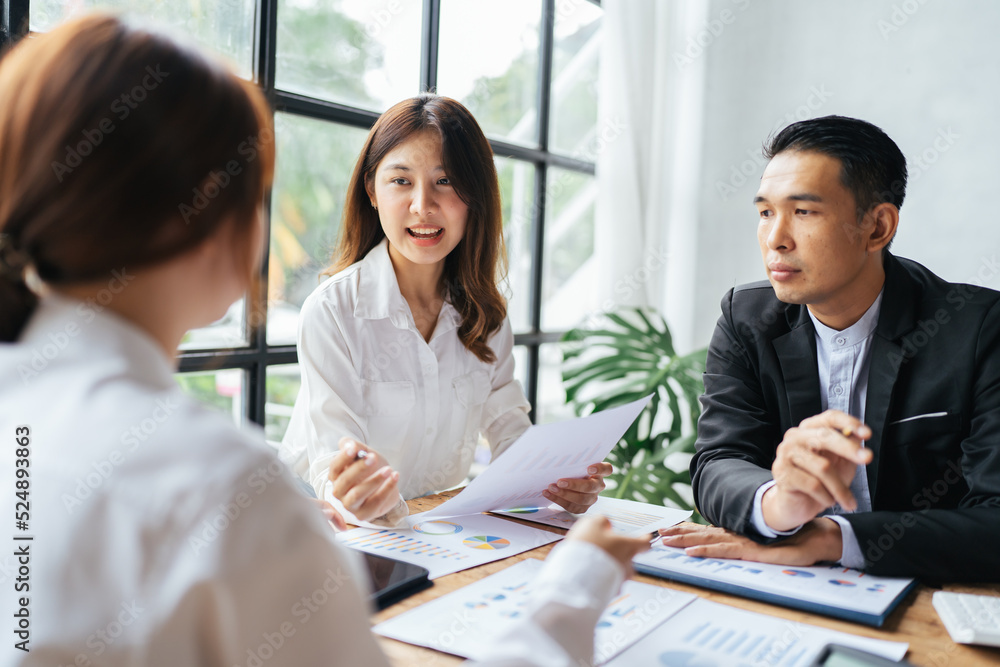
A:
[423, 395, 652, 519]
[605, 598, 909, 666]
[633, 544, 917, 627]
[493, 496, 691, 536]
[374, 558, 698, 664]
[337, 511, 561, 579]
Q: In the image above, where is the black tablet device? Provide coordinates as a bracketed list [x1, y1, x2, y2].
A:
[362, 551, 432, 610]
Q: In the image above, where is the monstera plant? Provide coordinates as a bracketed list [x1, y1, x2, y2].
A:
[561, 309, 707, 517]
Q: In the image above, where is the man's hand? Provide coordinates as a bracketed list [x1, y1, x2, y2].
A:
[763, 410, 873, 532]
[659, 518, 843, 566]
[543, 462, 613, 514]
[566, 515, 651, 571]
[328, 437, 401, 522]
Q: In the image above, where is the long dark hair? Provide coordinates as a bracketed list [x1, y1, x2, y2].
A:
[326, 95, 508, 364]
[0, 14, 275, 341]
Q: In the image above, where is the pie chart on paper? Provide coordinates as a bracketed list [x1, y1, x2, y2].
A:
[412, 520, 464, 535]
[463, 535, 511, 550]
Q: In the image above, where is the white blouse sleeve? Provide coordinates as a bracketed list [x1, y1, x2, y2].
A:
[482, 318, 533, 461]
[295, 295, 369, 495]
[294, 295, 409, 527]
[468, 540, 625, 667]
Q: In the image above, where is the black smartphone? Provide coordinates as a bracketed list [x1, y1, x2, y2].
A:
[362, 551, 432, 610]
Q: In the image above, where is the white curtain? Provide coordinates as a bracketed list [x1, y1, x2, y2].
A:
[593, 0, 710, 354]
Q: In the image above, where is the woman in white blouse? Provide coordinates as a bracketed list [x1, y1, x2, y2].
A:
[281, 96, 612, 525]
[0, 15, 649, 665]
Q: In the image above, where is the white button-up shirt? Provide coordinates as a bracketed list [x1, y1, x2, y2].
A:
[280, 239, 532, 512]
[0, 293, 622, 667]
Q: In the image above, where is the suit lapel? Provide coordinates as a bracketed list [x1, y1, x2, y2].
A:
[863, 253, 918, 501]
[773, 306, 822, 428]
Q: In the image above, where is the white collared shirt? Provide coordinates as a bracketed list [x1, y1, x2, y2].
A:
[751, 292, 883, 568]
[280, 239, 532, 517]
[0, 293, 621, 667]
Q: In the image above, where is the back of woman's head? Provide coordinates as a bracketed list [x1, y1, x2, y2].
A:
[332, 94, 507, 363]
[0, 14, 275, 341]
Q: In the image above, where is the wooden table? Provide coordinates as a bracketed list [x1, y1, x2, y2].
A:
[372, 491, 1000, 666]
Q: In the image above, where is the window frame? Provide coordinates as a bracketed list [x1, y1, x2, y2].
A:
[5, 0, 600, 426]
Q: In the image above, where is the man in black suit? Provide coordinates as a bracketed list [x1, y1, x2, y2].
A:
[661, 116, 1000, 581]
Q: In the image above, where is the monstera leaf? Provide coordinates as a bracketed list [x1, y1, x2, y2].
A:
[561, 309, 706, 515]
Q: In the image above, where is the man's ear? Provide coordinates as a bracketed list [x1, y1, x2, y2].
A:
[866, 202, 899, 253]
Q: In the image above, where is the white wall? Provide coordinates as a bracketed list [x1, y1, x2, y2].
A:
[665, 0, 1000, 351]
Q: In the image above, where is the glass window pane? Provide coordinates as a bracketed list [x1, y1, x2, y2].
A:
[267, 114, 370, 346]
[276, 0, 421, 111]
[541, 167, 596, 330]
[30, 0, 256, 80]
[512, 345, 529, 396]
[176, 368, 244, 426]
[536, 343, 573, 424]
[265, 363, 301, 444]
[180, 298, 248, 351]
[496, 157, 535, 334]
[549, 2, 602, 155]
[438, 0, 541, 146]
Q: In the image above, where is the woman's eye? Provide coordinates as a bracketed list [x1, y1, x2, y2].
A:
[438, 177, 451, 185]
[391, 177, 408, 185]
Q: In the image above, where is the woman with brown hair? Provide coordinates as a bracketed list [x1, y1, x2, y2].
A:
[280, 95, 613, 526]
[0, 14, 648, 665]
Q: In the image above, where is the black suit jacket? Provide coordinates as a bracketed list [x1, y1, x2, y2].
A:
[691, 253, 1000, 581]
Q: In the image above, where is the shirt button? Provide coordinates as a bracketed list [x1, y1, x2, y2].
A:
[833, 385, 844, 396]
[836, 336, 846, 346]
[426, 427, 434, 436]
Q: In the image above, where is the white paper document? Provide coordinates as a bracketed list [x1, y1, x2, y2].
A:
[634, 544, 914, 617]
[493, 495, 691, 536]
[374, 558, 698, 664]
[605, 597, 909, 666]
[423, 395, 652, 519]
[336, 511, 561, 579]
